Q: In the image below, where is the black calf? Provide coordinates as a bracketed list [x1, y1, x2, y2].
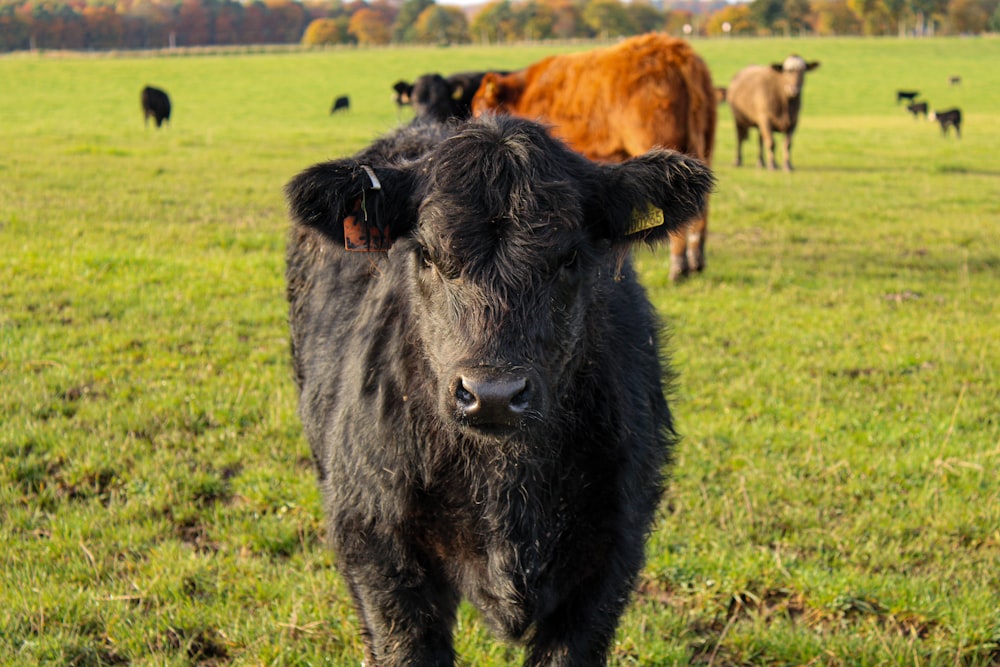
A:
[285, 115, 714, 666]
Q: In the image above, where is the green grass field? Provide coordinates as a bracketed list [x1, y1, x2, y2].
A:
[2, 36, 998, 666]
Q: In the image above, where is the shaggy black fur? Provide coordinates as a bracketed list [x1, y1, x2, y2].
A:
[285, 115, 714, 667]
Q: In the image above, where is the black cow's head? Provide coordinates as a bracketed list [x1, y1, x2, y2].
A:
[287, 116, 713, 442]
[392, 80, 414, 109]
[410, 74, 466, 121]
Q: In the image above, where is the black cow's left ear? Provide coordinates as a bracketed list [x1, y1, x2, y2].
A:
[285, 160, 418, 252]
[592, 149, 715, 245]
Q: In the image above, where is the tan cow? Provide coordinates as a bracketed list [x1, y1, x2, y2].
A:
[471, 33, 717, 282]
[727, 55, 820, 172]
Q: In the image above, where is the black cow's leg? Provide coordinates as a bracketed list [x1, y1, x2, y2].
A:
[523, 578, 634, 667]
[523, 530, 644, 667]
[336, 524, 459, 666]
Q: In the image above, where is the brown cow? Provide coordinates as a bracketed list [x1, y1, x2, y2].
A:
[471, 33, 717, 283]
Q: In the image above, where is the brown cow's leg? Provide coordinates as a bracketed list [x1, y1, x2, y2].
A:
[685, 213, 707, 275]
[669, 231, 689, 282]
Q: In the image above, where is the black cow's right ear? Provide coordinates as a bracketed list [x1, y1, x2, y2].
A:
[285, 160, 418, 252]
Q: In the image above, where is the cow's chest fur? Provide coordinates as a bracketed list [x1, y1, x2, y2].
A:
[411, 431, 616, 639]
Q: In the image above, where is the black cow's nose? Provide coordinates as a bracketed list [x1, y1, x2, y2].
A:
[454, 372, 531, 428]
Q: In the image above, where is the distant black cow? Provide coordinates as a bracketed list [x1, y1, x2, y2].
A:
[141, 85, 171, 128]
[392, 71, 507, 121]
[897, 90, 919, 104]
[330, 95, 350, 114]
[284, 115, 714, 666]
[906, 101, 928, 118]
[930, 108, 961, 138]
[948, 75, 961, 86]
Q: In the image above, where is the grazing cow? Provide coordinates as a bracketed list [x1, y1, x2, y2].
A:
[141, 85, 171, 128]
[727, 54, 820, 172]
[715, 86, 728, 103]
[285, 114, 714, 667]
[330, 95, 350, 114]
[906, 101, 928, 118]
[949, 75, 961, 86]
[392, 71, 508, 121]
[930, 108, 961, 138]
[471, 33, 716, 282]
[897, 90, 919, 104]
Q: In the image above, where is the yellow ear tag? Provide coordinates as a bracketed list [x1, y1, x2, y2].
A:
[627, 203, 664, 235]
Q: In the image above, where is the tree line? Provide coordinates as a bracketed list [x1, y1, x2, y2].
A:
[2, 0, 998, 52]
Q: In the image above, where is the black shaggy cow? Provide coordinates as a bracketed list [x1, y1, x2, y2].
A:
[141, 85, 171, 128]
[285, 115, 714, 667]
[393, 71, 508, 121]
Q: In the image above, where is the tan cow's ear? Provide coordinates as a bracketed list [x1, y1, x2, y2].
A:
[806, 61, 820, 71]
[770, 63, 784, 72]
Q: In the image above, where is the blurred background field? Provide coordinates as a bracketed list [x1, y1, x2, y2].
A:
[1, 37, 998, 665]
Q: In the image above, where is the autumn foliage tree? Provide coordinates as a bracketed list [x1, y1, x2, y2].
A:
[348, 6, 389, 44]
[413, 4, 468, 43]
[810, 0, 863, 35]
[703, 3, 755, 35]
[302, 16, 350, 44]
[0, 0, 995, 52]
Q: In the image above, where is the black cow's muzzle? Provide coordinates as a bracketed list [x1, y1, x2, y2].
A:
[450, 367, 539, 435]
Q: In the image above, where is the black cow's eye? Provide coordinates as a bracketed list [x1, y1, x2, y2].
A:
[563, 250, 578, 271]
[558, 250, 579, 282]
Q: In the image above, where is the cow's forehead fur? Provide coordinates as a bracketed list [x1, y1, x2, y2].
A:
[415, 117, 594, 280]
[782, 55, 808, 72]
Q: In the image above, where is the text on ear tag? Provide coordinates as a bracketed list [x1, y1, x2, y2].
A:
[627, 203, 664, 235]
